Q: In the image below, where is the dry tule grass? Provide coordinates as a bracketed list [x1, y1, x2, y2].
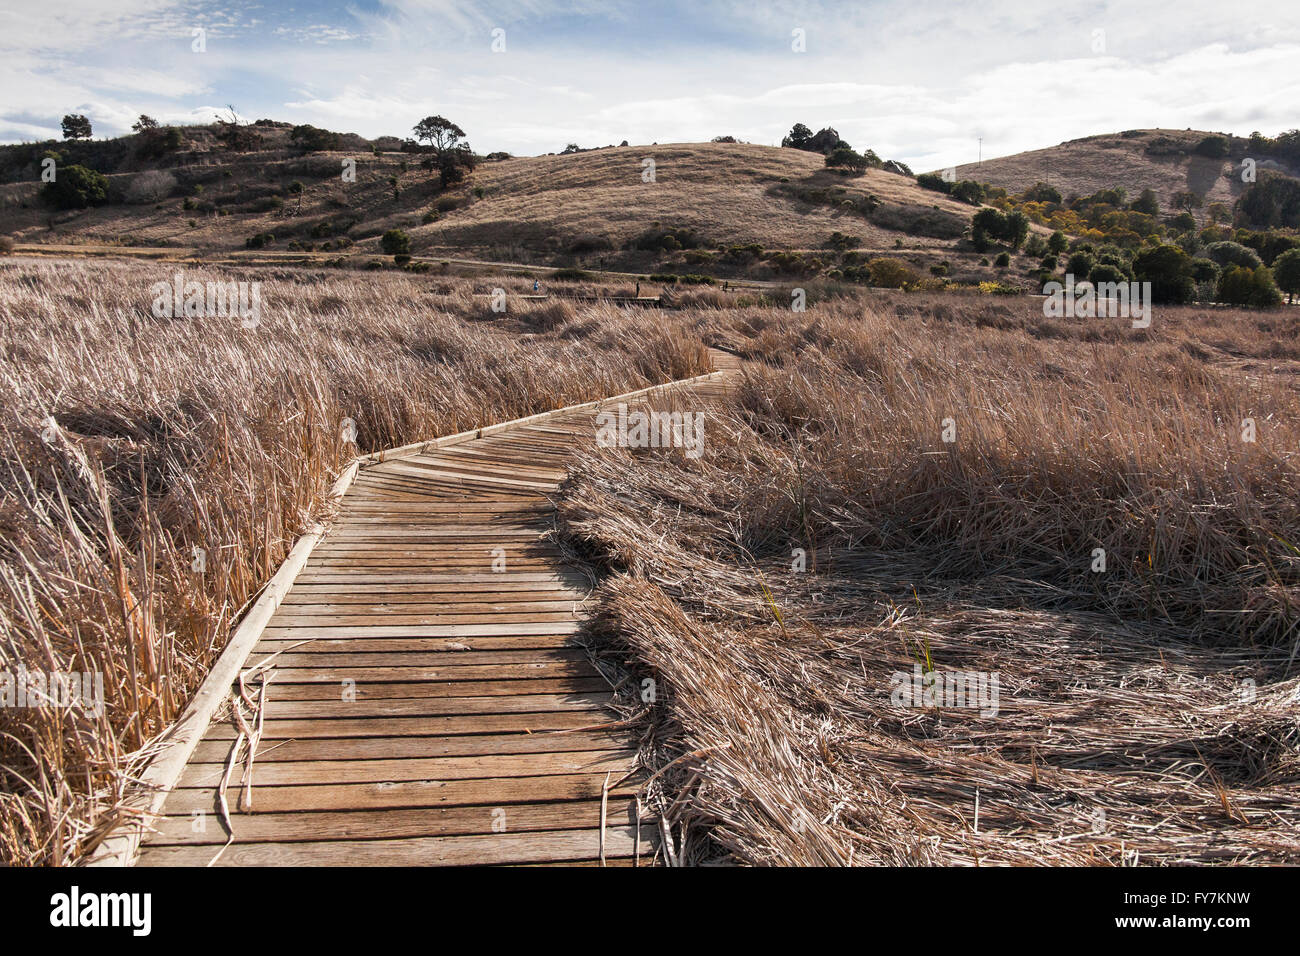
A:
[0, 257, 708, 865]
[557, 295, 1300, 865]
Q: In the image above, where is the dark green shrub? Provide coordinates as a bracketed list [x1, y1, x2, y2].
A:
[568, 234, 612, 254]
[289, 124, 342, 152]
[1088, 262, 1128, 285]
[1193, 135, 1230, 158]
[1272, 248, 1300, 302]
[1067, 251, 1095, 278]
[381, 229, 411, 256]
[1023, 235, 1048, 258]
[1130, 188, 1160, 216]
[950, 180, 985, 205]
[916, 173, 952, 194]
[1204, 240, 1263, 270]
[1237, 172, 1300, 229]
[825, 147, 869, 172]
[1132, 243, 1196, 304]
[41, 164, 108, 209]
[866, 257, 919, 289]
[1217, 265, 1282, 307]
[1188, 257, 1220, 284]
[1021, 182, 1062, 204]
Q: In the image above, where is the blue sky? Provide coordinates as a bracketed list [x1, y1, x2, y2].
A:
[2, 0, 1298, 170]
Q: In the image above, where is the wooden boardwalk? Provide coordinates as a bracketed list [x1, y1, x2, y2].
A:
[135, 350, 739, 866]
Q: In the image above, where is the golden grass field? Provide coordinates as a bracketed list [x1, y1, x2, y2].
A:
[0, 257, 706, 864]
[1, 253, 1297, 865]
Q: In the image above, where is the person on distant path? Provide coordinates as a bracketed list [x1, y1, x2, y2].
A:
[533, 279, 540, 293]
[635, 281, 640, 297]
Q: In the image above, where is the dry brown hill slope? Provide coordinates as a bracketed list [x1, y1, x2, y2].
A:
[413, 142, 976, 261]
[952, 128, 1299, 218]
[0, 131, 983, 279]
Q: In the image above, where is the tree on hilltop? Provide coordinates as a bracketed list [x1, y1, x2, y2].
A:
[62, 114, 92, 140]
[412, 115, 474, 187]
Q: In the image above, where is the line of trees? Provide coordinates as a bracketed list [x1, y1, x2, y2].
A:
[781, 123, 912, 176]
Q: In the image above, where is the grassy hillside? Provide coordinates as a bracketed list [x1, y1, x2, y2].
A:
[10, 123, 1297, 293]
[0, 125, 995, 283]
[416, 143, 975, 262]
[953, 128, 1299, 220]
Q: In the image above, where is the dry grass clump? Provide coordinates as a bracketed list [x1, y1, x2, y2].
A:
[0, 257, 708, 865]
[558, 298, 1300, 865]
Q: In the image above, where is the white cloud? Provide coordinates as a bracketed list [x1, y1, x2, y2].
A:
[2, 0, 1299, 163]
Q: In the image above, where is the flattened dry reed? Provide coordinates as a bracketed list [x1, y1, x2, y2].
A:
[559, 298, 1300, 865]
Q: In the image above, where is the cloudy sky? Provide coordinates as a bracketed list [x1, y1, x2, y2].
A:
[2, 0, 1298, 170]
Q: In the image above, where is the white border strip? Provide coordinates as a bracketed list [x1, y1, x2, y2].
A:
[85, 364, 727, 866]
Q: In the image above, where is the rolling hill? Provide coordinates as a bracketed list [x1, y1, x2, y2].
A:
[0, 124, 991, 282]
[952, 128, 1300, 219]
[5, 123, 1297, 288]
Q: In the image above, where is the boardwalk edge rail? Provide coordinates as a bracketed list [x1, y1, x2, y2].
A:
[86, 363, 729, 867]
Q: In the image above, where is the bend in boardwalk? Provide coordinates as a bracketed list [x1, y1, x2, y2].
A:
[135, 348, 739, 866]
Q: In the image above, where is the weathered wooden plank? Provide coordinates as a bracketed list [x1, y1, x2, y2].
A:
[252, 635, 580, 654]
[251, 648, 590, 668]
[243, 690, 608, 718]
[203, 711, 609, 739]
[179, 749, 635, 788]
[189, 730, 619, 764]
[259, 622, 582, 638]
[251, 665, 602, 686]
[282, 585, 587, 600]
[278, 598, 588, 612]
[291, 572, 587, 584]
[230, 677, 609, 701]
[159, 772, 635, 814]
[144, 799, 629, 846]
[263, 616, 579, 632]
[138, 825, 652, 866]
